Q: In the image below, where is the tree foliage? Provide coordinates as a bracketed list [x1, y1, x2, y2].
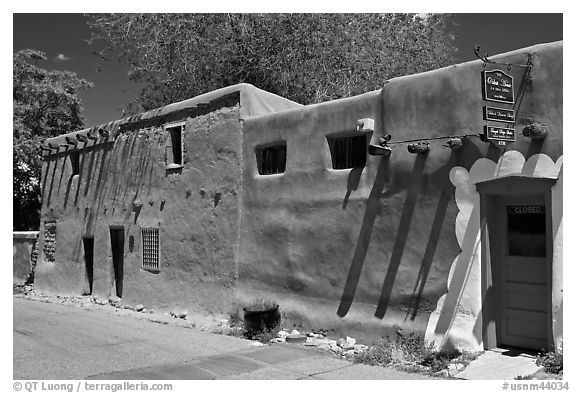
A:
[13, 49, 92, 230]
[87, 13, 457, 112]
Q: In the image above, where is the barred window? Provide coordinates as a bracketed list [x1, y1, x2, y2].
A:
[141, 228, 160, 272]
[327, 134, 367, 169]
[256, 142, 287, 175]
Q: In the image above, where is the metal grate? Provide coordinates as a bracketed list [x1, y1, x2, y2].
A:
[141, 228, 160, 271]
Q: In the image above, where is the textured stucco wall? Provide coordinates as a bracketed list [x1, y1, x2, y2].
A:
[239, 42, 562, 344]
[36, 106, 243, 314]
[13, 232, 38, 283]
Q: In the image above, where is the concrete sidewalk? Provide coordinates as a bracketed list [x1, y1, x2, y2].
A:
[455, 348, 541, 380]
[88, 343, 437, 380]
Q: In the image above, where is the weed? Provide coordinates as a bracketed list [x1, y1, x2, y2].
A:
[536, 347, 563, 374]
[353, 325, 475, 377]
[227, 304, 243, 327]
[243, 298, 278, 312]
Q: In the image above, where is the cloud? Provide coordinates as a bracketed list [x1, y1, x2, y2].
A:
[54, 53, 70, 62]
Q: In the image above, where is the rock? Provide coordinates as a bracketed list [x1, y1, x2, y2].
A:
[286, 334, 307, 343]
[179, 311, 187, 319]
[344, 349, 355, 357]
[448, 363, 465, 372]
[304, 338, 320, 347]
[135, 304, 144, 312]
[274, 337, 286, 343]
[346, 336, 356, 346]
[331, 346, 344, 354]
[124, 305, 136, 311]
[219, 319, 229, 326]
[98, 299, 108, 305]
[277, 330, 289, 338]
[290, 329, 300, 335]
[109, 296, 122, 307]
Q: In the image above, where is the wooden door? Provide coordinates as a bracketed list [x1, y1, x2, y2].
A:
[109, 227, 124, 298]
[498, 195, 549, 350]
[83, 237, 94, 295]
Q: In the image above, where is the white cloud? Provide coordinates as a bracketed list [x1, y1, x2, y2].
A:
[54, 53, 70, 62]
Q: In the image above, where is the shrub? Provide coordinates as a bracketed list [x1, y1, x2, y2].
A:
[353, 325, 468, 375]
[536, 348, 563, 374]
[243, 298, 278, 312]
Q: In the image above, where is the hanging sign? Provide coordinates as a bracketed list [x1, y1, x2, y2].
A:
[482, 69, 514, 104]
[483, 106, 515, 123]
[484, 125, 515, 145]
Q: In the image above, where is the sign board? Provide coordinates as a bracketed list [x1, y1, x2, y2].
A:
[508, 205, 545, 215]
[484, 125, 515, 145]
[482, 69, 514, 104]
[483, 106, 515, 123]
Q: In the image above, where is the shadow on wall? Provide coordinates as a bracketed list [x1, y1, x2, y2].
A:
[337, 156, 391, 317]
[374, 153, 428, 319]
[337, 139, 483, 322]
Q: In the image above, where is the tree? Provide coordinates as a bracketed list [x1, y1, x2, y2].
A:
[87, 13, 457, 112]
[13, 49, 92, 230]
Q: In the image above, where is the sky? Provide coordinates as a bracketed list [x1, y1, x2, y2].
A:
[13, 13, 563, 128]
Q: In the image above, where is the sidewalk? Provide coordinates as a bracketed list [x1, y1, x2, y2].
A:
[88, 342, 437, 380]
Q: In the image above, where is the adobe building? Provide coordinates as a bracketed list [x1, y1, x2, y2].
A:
[35, 41, 562, 352]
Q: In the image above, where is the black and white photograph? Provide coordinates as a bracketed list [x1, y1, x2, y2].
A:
[11, 9, 566, 388]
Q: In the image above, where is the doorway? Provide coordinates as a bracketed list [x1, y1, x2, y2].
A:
[82, 236, 94, 295]
[497, 195, 548, 350]
[109, 227, 124, 298]
[477, 176, 555, 352]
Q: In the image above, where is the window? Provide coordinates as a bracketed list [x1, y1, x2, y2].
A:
[165, 123, 184, 168]
[141, 228, 160, 272]
[256, 142, 286, 175]
[327, 134, 367, 169]
[70, 151, 80, 176]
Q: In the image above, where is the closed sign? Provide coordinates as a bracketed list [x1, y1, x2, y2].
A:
[508, 205, 545, 215]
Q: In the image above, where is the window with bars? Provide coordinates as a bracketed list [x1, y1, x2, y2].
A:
[256, 142, 287, 175]
[141, 228, 160, 272]
[327, 134, 367, 169]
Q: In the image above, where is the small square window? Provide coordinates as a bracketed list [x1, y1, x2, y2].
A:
[70, 151, 80, 176]
[165, 123, 184, 168]
[141, 228, 160, 272]
[327, 134, 367, 169]
[256, 142, 286, 175]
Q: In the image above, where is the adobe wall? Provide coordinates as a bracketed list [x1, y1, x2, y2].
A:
[13, 231, 38, 284]
[35, 106, 243, 314]
[239, 42, 562, 345]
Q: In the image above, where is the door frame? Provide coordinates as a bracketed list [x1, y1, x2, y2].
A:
[476, 176, 556, 351]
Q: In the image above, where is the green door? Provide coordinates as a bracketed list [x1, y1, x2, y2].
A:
[498, 195, 549, 350]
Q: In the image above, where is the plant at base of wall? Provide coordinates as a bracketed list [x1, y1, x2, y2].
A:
[242, 298, 281, 342]
[353, 325, 480, 377]
[536, 346, 563, 374]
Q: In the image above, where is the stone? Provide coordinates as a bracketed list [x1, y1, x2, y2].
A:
[346, 336, 356, 346]
[290, 329, 300, 335]
[109, 296, 122, 307]
[286, 334, 307, 343]
[277, 330, 289, 338]
[135, 304, 144, 312]
[179, 311, 187, 319]
[448, 363, 465, 372]
[98, 299, 108, 305]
